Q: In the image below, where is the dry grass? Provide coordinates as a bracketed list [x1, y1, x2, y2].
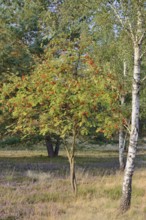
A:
[0, 150, 146, 220]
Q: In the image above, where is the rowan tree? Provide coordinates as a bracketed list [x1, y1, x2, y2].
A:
[0, 36, 120, 193]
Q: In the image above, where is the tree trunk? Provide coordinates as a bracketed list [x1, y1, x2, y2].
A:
[45, 135, 54, 157]
[64, 129, 77, 195]
[120, 44, 141, 212]
[119, 126, 125, 171]
[70, 157, 77, 195]
[54, 136, 60, 156]
[119, 61, 127, 171]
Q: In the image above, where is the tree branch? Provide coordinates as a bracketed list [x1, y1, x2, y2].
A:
[81, 3, 92, 10]
[109, 2, 125, 27]
[108, 2, 134, 42]
[138, 31, 146, 45]
[63, 139, 71, 160]
[141, 75, 146, 83]
[140, 49, 146, 59]
[127, 20, 135, 42]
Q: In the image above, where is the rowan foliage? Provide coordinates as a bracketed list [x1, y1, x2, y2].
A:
[1, 36, 122, 140]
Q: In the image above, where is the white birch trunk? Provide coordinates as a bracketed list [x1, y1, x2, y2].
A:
[119, 61, 127, 171]
[120, 44, 141, 212]
[119, 125, 125, 171]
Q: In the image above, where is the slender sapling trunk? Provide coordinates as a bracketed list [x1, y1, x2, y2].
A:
[119, 61, 127, 171]
[64, 129, 77, 195]
[119, 126, 125, 171]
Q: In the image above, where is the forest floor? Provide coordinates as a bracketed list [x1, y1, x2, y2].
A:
[0, 145, 146, 220]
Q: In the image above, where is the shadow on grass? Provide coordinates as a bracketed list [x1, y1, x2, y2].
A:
[0, 150, 146, 177]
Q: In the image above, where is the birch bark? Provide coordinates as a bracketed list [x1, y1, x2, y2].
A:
[119, 124, 125, 171]
[119, 61, 127, 171]
[119, 0, 146, 210]
[120, 43, 141, 212]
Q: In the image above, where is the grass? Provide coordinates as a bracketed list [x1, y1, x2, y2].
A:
[0, 149, 146, 220]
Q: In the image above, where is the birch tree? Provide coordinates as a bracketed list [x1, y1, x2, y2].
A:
[118, 61, 127, 170]
[108, 0, 146, 212]
[116, 34, 133, 170]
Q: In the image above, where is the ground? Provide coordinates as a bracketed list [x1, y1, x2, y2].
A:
[0, 145, 146, 220]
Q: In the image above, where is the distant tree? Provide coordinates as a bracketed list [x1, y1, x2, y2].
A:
[0, 0, 63, 77]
